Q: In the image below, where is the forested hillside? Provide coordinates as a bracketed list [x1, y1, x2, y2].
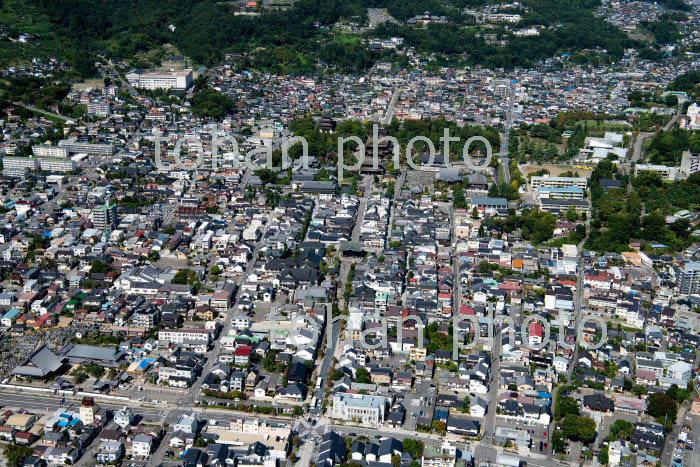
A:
[0, 0, 680, 74]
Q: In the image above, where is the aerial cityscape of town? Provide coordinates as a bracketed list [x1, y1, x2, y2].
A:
[2, 0, 700, 466]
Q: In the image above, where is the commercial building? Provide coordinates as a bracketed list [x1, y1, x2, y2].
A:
[79, 397, 97, 424]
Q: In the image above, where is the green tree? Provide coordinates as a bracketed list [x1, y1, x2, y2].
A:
[3, 444, 32, 467]
[609, 419, 634, 440]
[647, 392, 677, 420]
[561, 414, 597, 444]
[190, 88, 235, 120]
[89, 259, 113, 274]
[172, 269, 198, 285]
[403, 439, 424, 458]
[555, 396, 580, 420]
[577, 416, 598, 444]
[355, 367, 371, 384]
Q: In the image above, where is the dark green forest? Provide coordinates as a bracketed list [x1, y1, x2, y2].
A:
[8, 0, 662, 74]
[585, 160, 700, 253]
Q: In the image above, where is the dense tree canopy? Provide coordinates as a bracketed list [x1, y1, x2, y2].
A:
[21, 0, 642, 74]
[190, 89, 236, 120]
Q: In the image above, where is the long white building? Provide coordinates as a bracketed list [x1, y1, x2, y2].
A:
[32, 145, 69, 158]
[530, 175, 588, 190]
[58, 139, 114, 155]
[126, 69, 194, 90]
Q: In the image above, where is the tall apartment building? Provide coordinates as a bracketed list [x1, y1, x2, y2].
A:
[92, 203, 118, 230]
[32, 145, 69, 158]
[125, 69, 194, 90]
[678, 262, 700, 294]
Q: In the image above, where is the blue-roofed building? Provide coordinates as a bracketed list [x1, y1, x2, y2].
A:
[1, 308, 22, 327]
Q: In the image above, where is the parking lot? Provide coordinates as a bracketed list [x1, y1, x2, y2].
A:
[671, 414, 698, 467]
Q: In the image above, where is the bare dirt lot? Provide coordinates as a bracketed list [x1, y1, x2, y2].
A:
[519, 163, 594, 179]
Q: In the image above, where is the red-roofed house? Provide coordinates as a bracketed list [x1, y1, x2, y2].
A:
[529, 322, 544, 346]
[234, 345, 253, 365]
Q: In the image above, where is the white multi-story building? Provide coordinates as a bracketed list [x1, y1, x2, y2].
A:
[635, 163, 680, 181]
[530, 175, 587, 190]
[87, 101, 111, 117]
[125, 69, 194, 90]
[32, 145, 69, 158]
[158, 328, 211, 345]
[132, 435, 153, 457]
[678, 262, 700, 294]
[114, 407, 134, 429]
[535, 186, 585, 200]
[2, 156, 37, 177]
[486, 13, 521, 22]
[681, 102, 700, 129]
[230, 314, 251, 330]
[681, 151, 700, 177]
[58, 139, 114, 155]
[39, 157, 76, 173]
[331, 393, 389, 427]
